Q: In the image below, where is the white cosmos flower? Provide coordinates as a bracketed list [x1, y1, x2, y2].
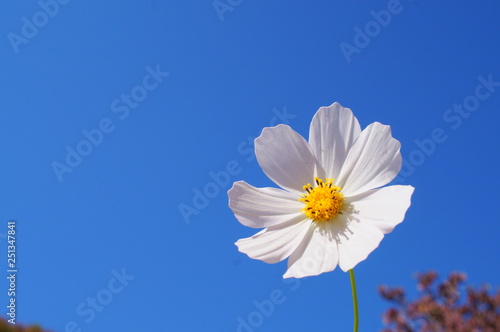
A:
[229, 102, 414, 278]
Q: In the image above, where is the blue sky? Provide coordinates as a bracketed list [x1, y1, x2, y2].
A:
[1, 0, 499, 331]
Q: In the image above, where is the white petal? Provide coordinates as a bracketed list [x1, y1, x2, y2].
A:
[235, 218, 311, 264]
[255, 124, 317, 195]
[283, 222, 339, 278]
[337, 122, 402, 197]
[309, 102, 362, 180]
[347, 185, 414, 234]
[331, 214, 384, 272]
[228, 181, 304, 229]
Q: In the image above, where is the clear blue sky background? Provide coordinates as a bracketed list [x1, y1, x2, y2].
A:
[1, 0, 499, 331]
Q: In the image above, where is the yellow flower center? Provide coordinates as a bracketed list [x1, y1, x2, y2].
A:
[299, 177, 344, 222]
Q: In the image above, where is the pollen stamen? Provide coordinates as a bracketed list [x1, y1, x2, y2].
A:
[299, 177, 344, 222]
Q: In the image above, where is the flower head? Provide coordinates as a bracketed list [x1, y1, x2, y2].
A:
[229, 102, 414, 278]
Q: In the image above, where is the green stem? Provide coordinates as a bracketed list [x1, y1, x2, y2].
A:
[349, 269, 359, 332]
